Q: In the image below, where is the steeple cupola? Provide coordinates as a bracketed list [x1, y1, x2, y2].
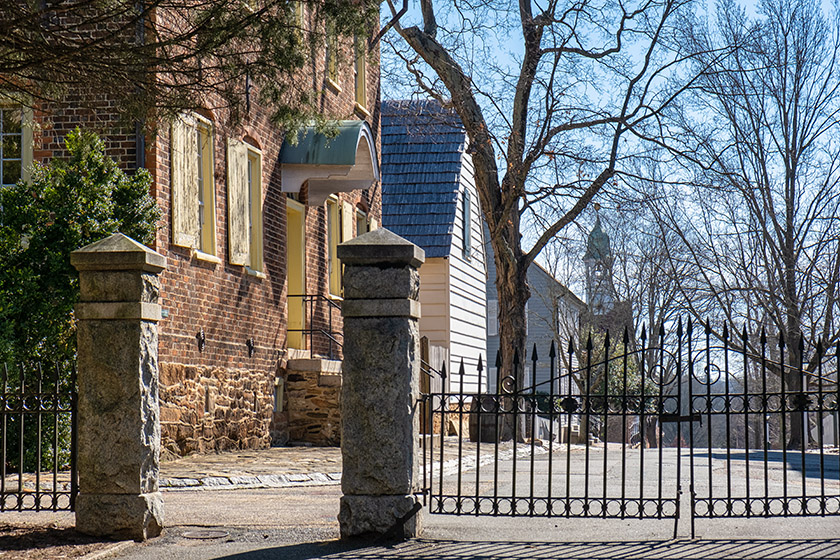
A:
[583, 216, 615, 316]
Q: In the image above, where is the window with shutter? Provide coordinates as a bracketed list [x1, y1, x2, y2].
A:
[327, 198, 341, 296]
[341, 201, 354, 243]
[354, 35, 367, 111]
[171, 112, 200, 248]
[227, 138, 250, 266]
[246, 147, 263, 272]
[325, 19, 339, 89]
[355, 208, 368, 237]
[196, 116, 217, 256]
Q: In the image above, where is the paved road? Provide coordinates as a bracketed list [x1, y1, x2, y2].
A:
[108, 483, 840, 560]
[109, 442, 840, 560]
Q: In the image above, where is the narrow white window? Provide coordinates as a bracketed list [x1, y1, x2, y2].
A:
[462, 189, 472, 259]
[488, 299, 498, 337]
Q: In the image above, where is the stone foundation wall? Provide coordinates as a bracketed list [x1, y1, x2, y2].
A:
[285, 359, 342, 446]
[160, 362, 274, 456]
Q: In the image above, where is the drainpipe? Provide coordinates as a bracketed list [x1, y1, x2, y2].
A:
[134, 1, 146, 171]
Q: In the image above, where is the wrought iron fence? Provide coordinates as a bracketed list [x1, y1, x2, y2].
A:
[1, 362, 77, 512]
[420, 319, 840, 537]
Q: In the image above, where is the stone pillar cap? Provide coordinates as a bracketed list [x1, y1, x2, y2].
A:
[337, 228, 425, 268]
[71, 233, 166, 273]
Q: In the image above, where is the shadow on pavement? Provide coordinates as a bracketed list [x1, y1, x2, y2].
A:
[0, 523, 117, 560]
[213, 538, 840, 560]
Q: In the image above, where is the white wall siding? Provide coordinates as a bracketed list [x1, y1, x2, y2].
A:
[418, 257, 451, 356]
[447, 152, 487, 394]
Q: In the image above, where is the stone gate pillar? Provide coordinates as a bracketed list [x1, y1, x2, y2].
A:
[337, 228, 425, 539]
[71, 233, 166, 540]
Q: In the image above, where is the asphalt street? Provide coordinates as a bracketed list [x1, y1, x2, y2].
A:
[108, 444, 840, 560]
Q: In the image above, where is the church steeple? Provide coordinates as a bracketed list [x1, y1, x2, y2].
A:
[583, 216, 612, 262]
[583, 216, 615, 316]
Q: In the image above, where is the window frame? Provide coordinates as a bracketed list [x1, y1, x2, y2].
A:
[326, 197, 342, 297]
[462, 188, 472, 259]
[354, 34, 367, 113]
[0, 104, 33, 188]
[488, 299, 498, 337]
[245, 145, 264, 274]
[325, 19, 340, 91]
[195, 114, 217, 258]
[355, 207, 368, 237]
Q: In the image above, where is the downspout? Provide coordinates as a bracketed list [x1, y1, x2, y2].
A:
[134, 0, 146, 170]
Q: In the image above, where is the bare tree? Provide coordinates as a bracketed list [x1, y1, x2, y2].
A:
[0, 0, 378, 128]
[652, 0, 840, 448]
[383, 0, 700, 437]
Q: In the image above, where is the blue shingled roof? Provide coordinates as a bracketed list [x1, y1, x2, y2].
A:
[381, 99, 467, 258]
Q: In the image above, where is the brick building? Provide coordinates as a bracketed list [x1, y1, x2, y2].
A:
[1, 7, 381, 454]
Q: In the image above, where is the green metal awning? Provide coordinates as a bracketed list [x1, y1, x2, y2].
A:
[280, 121, 379, 205]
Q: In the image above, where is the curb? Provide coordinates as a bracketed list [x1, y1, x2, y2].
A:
[160, 471, 342, 491]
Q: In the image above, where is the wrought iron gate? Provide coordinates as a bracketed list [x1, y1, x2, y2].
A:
[420, 320, 840, 537]
[1, 363, 77, 512]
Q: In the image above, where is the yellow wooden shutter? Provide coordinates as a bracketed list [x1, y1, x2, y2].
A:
[341, 201, 354, 242]
[369, 217, 378, 230]
[227, 138, 250, 266]
[171, 113, 199, 248]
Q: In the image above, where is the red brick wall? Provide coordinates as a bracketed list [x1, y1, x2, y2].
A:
[30, 95, 139, 170]
[16, 11, 382, 455]
[153, 22, 382, 453]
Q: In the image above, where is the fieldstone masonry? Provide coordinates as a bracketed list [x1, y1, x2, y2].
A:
[71, 233, 166, 541]
[159, 363, 273, 456]
[285, 358, 342, 445]
[337, 228, 425, 539]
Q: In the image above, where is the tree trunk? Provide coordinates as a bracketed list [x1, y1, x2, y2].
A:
[493, 225, 530, 442]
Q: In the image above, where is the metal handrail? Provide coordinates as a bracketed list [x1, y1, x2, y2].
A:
[420, 358, 446, 380]
[288, 294, 344, 360]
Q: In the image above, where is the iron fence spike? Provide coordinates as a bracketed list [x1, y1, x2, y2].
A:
[549, 340, 556, 358]
[532, 343, 538, 363]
